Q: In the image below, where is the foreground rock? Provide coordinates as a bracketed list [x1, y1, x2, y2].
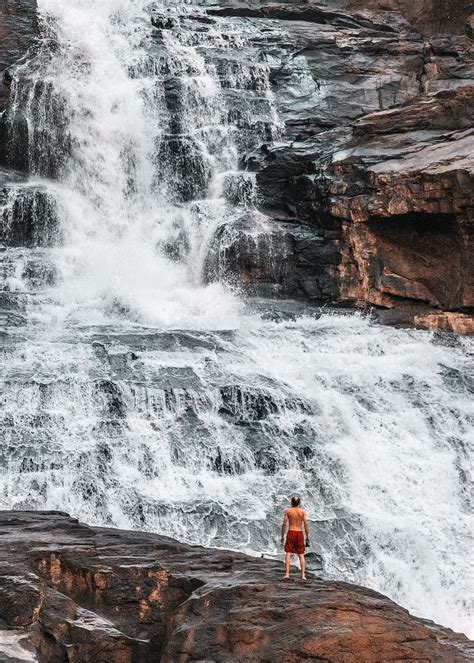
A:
[0, 512, 472, 662]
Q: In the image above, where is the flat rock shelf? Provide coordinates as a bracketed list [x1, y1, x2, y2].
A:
[0, 511, 472, 662]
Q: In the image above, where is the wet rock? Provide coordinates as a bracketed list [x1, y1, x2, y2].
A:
[21, 256, 57, 287]
[218, 383, 312, 424]
[204, 214, 340, 300]
[0, 0, 38, 114]
[205, 0, 474, 332]
[95, 380, 127, 418]
[151, 14, 178, 30]
[0, 309, 27, 327]
[245, 297, 323, 321]
[212, 446, 247, 474]
[156, 135, 212, 202]
[0, 185, 60, 247]
[253, 445, 279, 473]
[0, 511, 472, 662]
[1, 75, 71, 177]
[222, 171, 257, 206]
[0, 2, 44, 176]
[219, 384, 280, 421]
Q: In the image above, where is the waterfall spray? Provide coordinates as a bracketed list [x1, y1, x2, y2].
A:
[0, 0, 472, 638]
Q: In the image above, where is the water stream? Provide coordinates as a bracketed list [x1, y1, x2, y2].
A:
[0, 0, 472, 637]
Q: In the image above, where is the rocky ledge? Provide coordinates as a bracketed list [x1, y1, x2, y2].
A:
[0, 512, 472, 662]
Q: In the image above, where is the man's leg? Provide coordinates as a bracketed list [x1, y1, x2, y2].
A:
[298, 554, 306, 579]
[284, 553, 291, 578]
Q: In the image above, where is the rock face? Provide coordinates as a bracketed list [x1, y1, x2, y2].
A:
[329, 88, 473, 330]
[354, 0, 473, 37]
[0, 0, 37, 114]
[200, 0, 474, 332]
[0, 511, 473, 663]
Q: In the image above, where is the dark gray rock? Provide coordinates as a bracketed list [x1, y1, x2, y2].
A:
[204, 213, 340, 300]
[156, 135, 213, 202]
[1, 76, 71, 176]
[0, 0, 38, 113]
[0, 184, 60, 246]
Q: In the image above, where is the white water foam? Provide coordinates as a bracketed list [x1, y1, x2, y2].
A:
[0, 0, 472, 639]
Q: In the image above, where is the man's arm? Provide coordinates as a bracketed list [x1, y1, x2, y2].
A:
[280, 510, 288, 545]
[303, 511, 310, 545]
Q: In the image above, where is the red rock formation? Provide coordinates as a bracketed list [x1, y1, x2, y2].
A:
[0, 511, 473, 662]
[328, 84, 473, 332]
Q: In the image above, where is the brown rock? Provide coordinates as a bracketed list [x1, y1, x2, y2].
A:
[0, 511, 472, 662]
[412, 310, 474, 333]
[328, 86, 474, 321]
[467, 14, 474, 40]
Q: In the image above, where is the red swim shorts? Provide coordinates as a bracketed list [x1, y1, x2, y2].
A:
[285, 530, 305, 554]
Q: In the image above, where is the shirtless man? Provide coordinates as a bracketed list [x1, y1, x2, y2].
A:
[280, 496, 309, 580]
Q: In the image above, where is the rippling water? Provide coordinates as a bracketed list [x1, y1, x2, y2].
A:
[1, 0, 473, 637]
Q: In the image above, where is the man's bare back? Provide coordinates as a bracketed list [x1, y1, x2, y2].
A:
[285, 506, 306, 531]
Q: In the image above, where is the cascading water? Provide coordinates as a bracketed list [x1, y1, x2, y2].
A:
[1, 0, 472, 639]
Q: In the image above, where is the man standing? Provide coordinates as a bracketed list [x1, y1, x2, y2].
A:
[281, 496, 309, 580]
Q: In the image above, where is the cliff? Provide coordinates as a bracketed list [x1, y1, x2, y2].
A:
[201, 0, 474, 333]
[0, 511, 473, 662]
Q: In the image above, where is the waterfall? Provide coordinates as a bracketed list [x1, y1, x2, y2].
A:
[0, 0, 472, 639]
